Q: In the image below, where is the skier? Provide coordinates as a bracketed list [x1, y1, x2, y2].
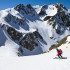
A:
[56, 48, 63, 58]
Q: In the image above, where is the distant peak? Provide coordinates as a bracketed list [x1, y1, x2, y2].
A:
[55, 3, 68, 11]
[16, 4, 25, 8]
[26, 4, 32, 8]
[14, 4, 25, 11]
[42, 5, 47, 8]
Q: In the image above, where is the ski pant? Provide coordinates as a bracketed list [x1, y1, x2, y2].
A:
[58, 54, 62, 58]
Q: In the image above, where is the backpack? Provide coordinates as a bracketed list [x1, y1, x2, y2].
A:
[59, 49, 62, 54]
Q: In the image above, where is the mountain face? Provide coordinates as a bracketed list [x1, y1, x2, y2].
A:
[0, 3, 70, 56]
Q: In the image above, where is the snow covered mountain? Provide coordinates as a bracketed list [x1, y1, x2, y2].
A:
[0, 3, 70, 56]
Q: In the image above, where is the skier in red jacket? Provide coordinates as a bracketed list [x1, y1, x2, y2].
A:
[56, 48, 62, 58]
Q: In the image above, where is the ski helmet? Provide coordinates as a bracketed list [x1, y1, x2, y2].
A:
[56, 48, 58, 50]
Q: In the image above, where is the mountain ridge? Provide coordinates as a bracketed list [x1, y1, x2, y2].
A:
[0, 3, 70, 56]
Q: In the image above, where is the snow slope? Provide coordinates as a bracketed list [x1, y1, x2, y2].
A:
[0, 36, 70, 70]
[0, 26, 19, 56]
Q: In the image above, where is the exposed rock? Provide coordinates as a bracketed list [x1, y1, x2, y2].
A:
[52, 22, 56, 28]
[39, 10, 45, 16]
[6, 25, 46, 54]
[43, 16, 50, 21]
[14, 4, 25, 12]
[4, 13, 11, 22]
[26, 4, 36, 16]
[42, 5, 48, 9]
[58, 3, 68, 11]
[55, 3, 68, 11]
[7, 26, 22, 41]
[55, 29, 61, 34]
[26, 4, 32, 9]
[58, 11, 70, 27]
[5, 13, 26, 26]
[0, 23, 5, 28]
[20, 31, 43, 51]
[15, 4, 36, 17]
[68, 27, 70, 31]
[54, 4, 70, 27]
[14, 17, 25, 25]
[38, 5, 47, 16]
[50, 37, 53, 39]
[18, 46, 24, 56]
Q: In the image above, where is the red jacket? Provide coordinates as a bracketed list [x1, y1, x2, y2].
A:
[57, 49, 62, 55]
[60, 49, 62, 54]
[57, 50, 60, 55]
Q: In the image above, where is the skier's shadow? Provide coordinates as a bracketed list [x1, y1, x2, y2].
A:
[61, 57, 67, 59]
[54, 57, 67, 59]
